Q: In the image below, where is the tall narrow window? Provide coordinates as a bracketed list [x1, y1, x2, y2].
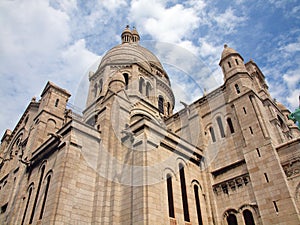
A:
[194, 185, 203, 225]
[123, 73, 129, 90]
[29, 165, 45, 224]
[139, 77, 144, 94]
[158, 95, 164, 114]
[243, 107, 247, 114]
[228, 61, 232, 68]
[179, 164, 190, 222]
[99, 79, 103, 93]
[146, 82, 151, 97]
[227, 214, 238, 225]
[277, 115, 284, 129]
[243, 210, 255, 225]
[21, 186, 33, 225]
[217, 117, 225, 138]
[227, 118, 235, 134]
[273, 201, 279, 213]
[94, 83, 98, 97]
[54, 99, 59, 107]
[235, 84, 240, 94]
[39, 175, 51, 220]
[167, 102, 171, 115]
[166, 174, 175, 218]
[209, 127, 216, 142]
[235, 59, 239, 65]
[264, 173, 269, 183]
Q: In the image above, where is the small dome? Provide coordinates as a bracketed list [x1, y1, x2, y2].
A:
[121, 25, 132, 44]
[221, 44, 238, 59]
[219, 44, 244, 65]
[122, 25, 131, 35]
[131, 27, 140, 43]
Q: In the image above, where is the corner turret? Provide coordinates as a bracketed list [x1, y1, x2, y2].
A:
[219, 44, 248, 81]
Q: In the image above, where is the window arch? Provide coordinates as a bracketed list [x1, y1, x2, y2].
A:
[227, 213, 238, 225]
[243, 209, 255, 225]
[217, 117, 225, 138]
[179, 163, 190, 222]
[166, 174, 175, 218]
[21, 185, 34, 225]
[209, 127, 216, 142]
[39, 173, 52, 220]
[139, 77, 144, 94]
[194, 185, 203, 225]
[158, 95, 164, 114]
[227, 118, 235, 134]
[123, 73, 129, 89]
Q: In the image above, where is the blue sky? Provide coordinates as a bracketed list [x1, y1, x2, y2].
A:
[0, 0, 299, 136]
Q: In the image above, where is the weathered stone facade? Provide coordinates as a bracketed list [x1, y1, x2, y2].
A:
[0, 26, 299, 225]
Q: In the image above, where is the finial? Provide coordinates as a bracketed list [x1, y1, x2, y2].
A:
[224, 44, 228, 48]
[126, 25, 129, 29]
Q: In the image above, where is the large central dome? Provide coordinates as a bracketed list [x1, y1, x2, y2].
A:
[98, 26, 167, 79]
[98, 42, 165, 73]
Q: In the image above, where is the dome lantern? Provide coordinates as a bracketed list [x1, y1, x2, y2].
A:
[121, 25, 132, 44]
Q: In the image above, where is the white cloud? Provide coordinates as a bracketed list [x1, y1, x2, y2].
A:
[130, 0, 199, 43]
[286, 89, 300, 109]
[0, 0, 99, 135]
[212, 7, 247, 34]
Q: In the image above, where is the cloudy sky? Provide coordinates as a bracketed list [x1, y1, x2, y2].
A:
[0, 0, 299, 136]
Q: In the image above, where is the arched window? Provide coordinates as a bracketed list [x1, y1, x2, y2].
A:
[146, 82, 151, 97]
[194, 185, 203, 225]
[209, 127, 216, 142]
[227, 118, 235, 134]
[99, 79, 103, 93]
[235, 84, 240, 94]
[123, 73, 129, 90]
[217, 117, 225, 138]
[179, 163, 190, 222]
[29, 165, 45, 224]
[227, 213, 238, 225]
[39, 174, 51, 220]
[139, 77, 144, 94]
[158, 95, 164, 114]
[166, 174, 175, 218]
[243, 210, 255, 225]
[21, 185, 33, 225]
